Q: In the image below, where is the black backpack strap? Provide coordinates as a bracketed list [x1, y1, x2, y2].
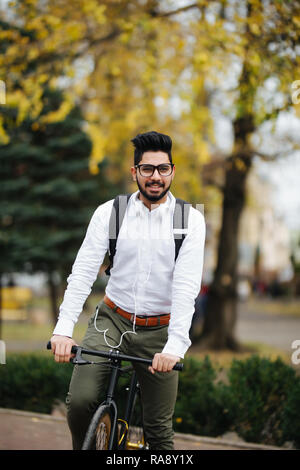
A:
[173, 198, 191, 261]
[105, 194, 191, 275]
[105, 194, 132, 276]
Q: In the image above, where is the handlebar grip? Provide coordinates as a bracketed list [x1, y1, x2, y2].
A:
[47, 341, 78, 354]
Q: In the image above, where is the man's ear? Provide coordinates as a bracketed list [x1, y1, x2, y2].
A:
[130, 166, 137, 181]
[171, 164, 175, 180]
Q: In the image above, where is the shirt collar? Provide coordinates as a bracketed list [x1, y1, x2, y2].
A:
[131, 189, 175, 215]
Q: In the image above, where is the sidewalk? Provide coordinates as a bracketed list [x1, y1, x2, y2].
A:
[0, 408, 283, 451]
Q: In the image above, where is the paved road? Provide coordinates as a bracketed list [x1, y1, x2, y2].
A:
[236, 307, 300, 353]
[0, 408, 282, 451]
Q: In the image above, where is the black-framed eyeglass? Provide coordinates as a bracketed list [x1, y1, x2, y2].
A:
[135, 163, 174, 177]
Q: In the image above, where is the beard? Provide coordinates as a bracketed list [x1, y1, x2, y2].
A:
[136, 178, 172, 202]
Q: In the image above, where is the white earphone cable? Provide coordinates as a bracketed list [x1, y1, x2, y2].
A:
[93, 203, 153, 348]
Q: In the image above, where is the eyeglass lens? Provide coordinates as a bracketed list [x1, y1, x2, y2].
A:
[139, 164, 172, 176]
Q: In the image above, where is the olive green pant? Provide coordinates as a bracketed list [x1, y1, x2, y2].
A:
[66, 299, 179, 450]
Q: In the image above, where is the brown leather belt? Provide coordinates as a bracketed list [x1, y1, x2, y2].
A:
[103, 295, 170, 327]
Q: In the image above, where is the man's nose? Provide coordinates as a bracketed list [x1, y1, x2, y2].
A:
[152, 168, 161, 178]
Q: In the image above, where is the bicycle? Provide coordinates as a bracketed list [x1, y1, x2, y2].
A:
[47, 341, 183, 450]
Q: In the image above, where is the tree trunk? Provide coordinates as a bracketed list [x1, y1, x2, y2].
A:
[195, 138, 253, 350]
[48, 271, 59, 327]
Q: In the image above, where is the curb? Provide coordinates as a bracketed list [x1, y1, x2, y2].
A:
[0, 408, 285, 450]
[0, 407, 66, 422]
[173, 431, 284, 451]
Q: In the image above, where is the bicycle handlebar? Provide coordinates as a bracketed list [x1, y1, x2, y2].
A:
[47, 341, 183, 371]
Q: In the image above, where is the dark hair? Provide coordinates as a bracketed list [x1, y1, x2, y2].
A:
[131, 131, 172, 166]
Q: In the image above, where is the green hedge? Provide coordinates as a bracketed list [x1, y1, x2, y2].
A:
[0, 353, 299, 448]
[0, 354, 73, 414]
[174, 355, 300, 448]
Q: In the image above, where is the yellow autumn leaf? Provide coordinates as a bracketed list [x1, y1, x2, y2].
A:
[89, 160, 99, 175]
[292, 16, 300, 27]
[194, 52, 208, 65]
[40, 96, 73, 124]
[235, 158, 247, 172]
[95, 5, 107, 25]
[0, 116, 10, 145]
[194, 139, 210, 165]
[25, 17, 43, 31]
[249, 23, 260, 36]
[111, 65, 121, 77]
[250, 51, 261, 67]
[66, 23, 84, 41]
[46, 15, 62, 29]
[6, 45, 19, 57]
[36, 29, 48, 40]
[86, 123, 107, 171]
[15, 93, 31, 126]
[119, 32, 131, 45]
[27, 48, 39, 61]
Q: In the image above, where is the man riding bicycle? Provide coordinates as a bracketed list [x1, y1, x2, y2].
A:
[50, 131, 206, 450]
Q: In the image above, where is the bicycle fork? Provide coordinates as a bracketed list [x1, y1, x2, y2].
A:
[118, 372, 140, 450]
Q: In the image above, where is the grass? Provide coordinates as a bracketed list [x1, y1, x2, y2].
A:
[1, 293, 299, 370]
[1, 292, 103, 351]
[2, 321, 88, 344]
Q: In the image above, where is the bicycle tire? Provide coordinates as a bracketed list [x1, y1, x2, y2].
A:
[82, 404, 116, 450]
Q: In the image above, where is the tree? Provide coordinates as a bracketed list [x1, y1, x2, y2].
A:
[0, 85, 116, 325]
[192, 0, 300, 349]
[1, 0, 299, 347]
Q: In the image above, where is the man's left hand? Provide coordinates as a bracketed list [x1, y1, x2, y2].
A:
[149, 352, 180, 374]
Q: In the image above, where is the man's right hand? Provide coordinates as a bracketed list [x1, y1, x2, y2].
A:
[50, 335, 77, 363]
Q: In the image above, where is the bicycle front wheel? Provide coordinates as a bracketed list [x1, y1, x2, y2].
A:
[82, 404, 116, 450]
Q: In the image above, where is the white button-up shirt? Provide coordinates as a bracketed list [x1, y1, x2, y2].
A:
[53, 190, 206, 358]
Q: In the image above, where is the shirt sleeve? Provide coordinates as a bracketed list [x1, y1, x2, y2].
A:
[162, 208, 206, 358]
[52, 203, 110, 338]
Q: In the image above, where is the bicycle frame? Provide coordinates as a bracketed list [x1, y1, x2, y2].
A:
[47, 342, 183, 450]
[65, 345, 146, 450]
[118, 371, 141, 450]
[96, 351, 141, 450]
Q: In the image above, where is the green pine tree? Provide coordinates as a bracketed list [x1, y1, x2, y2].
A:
[0, 86, 117, 326]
